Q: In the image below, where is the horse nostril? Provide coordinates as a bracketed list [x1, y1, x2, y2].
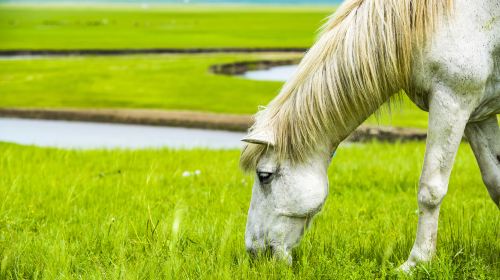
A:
[246, 247, 258, 258]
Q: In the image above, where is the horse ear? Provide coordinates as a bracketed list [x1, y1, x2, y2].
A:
[242, 128, 275, 146]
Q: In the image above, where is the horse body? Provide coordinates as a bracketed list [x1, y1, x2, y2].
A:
[410, 0, 500, 121]
[241, 0, 499, 272]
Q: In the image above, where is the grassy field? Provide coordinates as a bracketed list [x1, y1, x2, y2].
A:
[0, 53, 291, 113]
[1, 4, 497, 279]
[0, 53, 429, 128]
[0, 5, 333, 50]
[0, 5, 431, 128]
[0, 142, 498, 279]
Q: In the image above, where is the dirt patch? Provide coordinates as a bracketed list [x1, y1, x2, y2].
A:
[0, 48, 307, 57]
[0, 108, 252, 131]
[348, 126, 426, 142]
[0, 108, 427, 142]
[210, 59, 301, 75]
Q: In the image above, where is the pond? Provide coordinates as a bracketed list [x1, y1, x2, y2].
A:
[242, 65, 297, 82]
[0, 118, 245, 150]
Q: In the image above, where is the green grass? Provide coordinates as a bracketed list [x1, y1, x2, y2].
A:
[0, 53, 429, 128]
[0, 142, 498, 279]
[0, 5, 430, 128]
[0, 5, 333, 50]
[0, 53, 290, 113]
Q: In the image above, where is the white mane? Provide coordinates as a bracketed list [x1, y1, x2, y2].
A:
[241, 0, 453, 171]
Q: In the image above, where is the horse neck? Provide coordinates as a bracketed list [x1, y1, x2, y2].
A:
[328, 91, 394, 150]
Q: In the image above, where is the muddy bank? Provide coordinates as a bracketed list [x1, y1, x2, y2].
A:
[0, 108, 252, 132]
[0, 48, 306, 57]
[0, 108, 427, 142]
[210, 59, 300, 75]
[347, 126, 426, 142]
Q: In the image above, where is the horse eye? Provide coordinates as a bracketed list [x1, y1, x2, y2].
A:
[257, 171, 274, 185]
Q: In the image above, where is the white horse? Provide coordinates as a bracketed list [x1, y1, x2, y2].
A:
[240, 0, 499, 271]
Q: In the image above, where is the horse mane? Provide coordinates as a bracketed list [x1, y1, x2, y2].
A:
[241, 0, 453, 172]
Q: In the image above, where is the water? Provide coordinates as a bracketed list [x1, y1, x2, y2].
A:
[0, 55, 46, 61]
[0, 118, 245, 150]
[0, 63, 297, 150]
[0, 0, 342, 4]
[0, 60, 296, 149]
[242, 65, 297, 82]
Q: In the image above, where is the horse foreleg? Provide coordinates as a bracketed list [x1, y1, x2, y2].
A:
[400, 85, 474, 272]
[465, 116, 500, 207]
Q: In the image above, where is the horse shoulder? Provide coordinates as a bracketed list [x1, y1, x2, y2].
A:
[409, 0, 499, 112]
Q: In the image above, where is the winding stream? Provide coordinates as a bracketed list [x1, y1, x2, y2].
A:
[0, 118, 246, 150]
[0, 64, 295, 149]
[242, 65, 297, 82]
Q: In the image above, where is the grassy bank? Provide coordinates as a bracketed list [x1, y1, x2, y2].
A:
[0, 5, 431, 128]
[0, 5, 333, 50]
[0, 53, 429, 128]
[0, 53, 292, 113]
[0, 142, 498, 279]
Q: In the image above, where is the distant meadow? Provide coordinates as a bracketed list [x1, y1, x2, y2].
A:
[0, 0, 342, 4]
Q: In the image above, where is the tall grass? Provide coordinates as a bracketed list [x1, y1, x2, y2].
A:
[0, 142, 498, 279]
